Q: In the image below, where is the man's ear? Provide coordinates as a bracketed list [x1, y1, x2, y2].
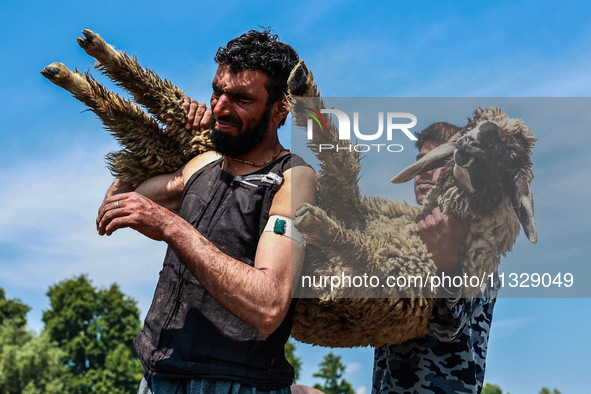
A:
[271, 97, 290, 126]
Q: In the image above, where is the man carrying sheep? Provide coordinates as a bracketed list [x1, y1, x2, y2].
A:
[372, 122, 499, 393]
[96, 29, 316, 393]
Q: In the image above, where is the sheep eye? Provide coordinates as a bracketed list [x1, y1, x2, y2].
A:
[510, 151, 518, 160]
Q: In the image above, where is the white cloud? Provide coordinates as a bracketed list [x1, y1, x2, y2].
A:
[346, 361, 362, 374]
[489, 316, 533, 339]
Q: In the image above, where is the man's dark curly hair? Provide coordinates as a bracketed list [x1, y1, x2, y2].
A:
[214, 29, 299, 106]
[414, 121, 461, 150]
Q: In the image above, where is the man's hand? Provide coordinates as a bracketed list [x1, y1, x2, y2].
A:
[183, 96, 212, 134]
[96, 192, 178, 241]
[416, 206, 469, 274]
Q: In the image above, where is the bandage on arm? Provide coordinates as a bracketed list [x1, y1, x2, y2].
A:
[263, 215, 306, 247]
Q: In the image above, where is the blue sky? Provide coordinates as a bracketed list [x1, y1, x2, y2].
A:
[1, 1, 590, 393]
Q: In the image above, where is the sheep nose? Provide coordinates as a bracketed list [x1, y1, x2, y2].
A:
[454, 149, 471, 167]
[457, 136, 480, 149]
[454, 137, 479, 167]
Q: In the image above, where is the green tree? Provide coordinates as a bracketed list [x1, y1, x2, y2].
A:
[0, 288, 30, 327]
[313, 352, 355, 394]
[285, 339, 302, 382]
[0, 316, 64, 393]
[42, 275, 144, 393]
[539, 388, 561, 394]
[482, 383, 504, 394]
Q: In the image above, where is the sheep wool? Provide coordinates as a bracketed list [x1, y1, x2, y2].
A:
[41, 29, 212, 188]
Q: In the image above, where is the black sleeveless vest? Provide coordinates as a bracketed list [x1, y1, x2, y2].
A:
[134, 154, 306, 390]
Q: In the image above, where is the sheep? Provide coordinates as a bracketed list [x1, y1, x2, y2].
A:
[288, 63, 537, 347]
[40, 31, 537, 349]
[40, 29, 212, 188]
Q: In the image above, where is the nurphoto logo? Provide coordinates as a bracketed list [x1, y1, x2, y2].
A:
[304, 107, 418, 153]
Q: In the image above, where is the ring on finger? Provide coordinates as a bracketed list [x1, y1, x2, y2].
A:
[116, 200, 120, 209]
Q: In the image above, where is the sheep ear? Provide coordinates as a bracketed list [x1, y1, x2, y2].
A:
[510, 173, 537, 243]
[390, 142, 454, 183]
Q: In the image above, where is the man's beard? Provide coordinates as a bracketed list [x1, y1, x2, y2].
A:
[209, 106, 272, 157]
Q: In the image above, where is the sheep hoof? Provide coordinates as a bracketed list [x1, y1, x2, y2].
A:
[288, 60, 315, 97]
[77, 29, 98, 50]
[40, 62, 68, 81]
[295, 203, 326, 233]
[288, 63, 308, 95]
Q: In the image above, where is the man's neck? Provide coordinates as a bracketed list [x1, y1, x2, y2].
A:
[221, 134, 286, 176]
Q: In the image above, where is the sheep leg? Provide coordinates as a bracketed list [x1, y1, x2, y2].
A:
[295, 203, 370, 264]
[40, 62, 185, 186]
[288, 62, 366, 229]
[76, 29, 211, 155]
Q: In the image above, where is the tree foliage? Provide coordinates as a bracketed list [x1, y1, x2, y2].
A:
[482, 383, 562, 394]
[0, 288, 30, 327]
[0, 288, 64, 394]
[312, 352, 355, 394]
[482, 383, 504, 394]
[285, 339, 302, 383]
[539, 388, 561, 394]
[41, 275, 144, 393]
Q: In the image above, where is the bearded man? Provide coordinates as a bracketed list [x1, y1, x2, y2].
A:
[96, 29, 316, 393]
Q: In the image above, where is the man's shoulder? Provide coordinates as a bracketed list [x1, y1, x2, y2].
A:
[182, 151, 222, 184]
[280, 155, 316, 185]
[270, 154, 316, 218]
[285, 153, 314, 172]
[279, 154, 315, 182]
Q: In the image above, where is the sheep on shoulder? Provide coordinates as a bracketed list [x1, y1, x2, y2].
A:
[288, 63, 537, 347]
[40, 31, 538, 348]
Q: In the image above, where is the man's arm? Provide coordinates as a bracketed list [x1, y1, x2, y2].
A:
[105, 179, 135, 197]
[102, 150, 220, 211]
[429, 295, 496, 342]
[417, 207, 474, 341]
[416, 206, 468, 276]
[97, 164, 317, 335]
